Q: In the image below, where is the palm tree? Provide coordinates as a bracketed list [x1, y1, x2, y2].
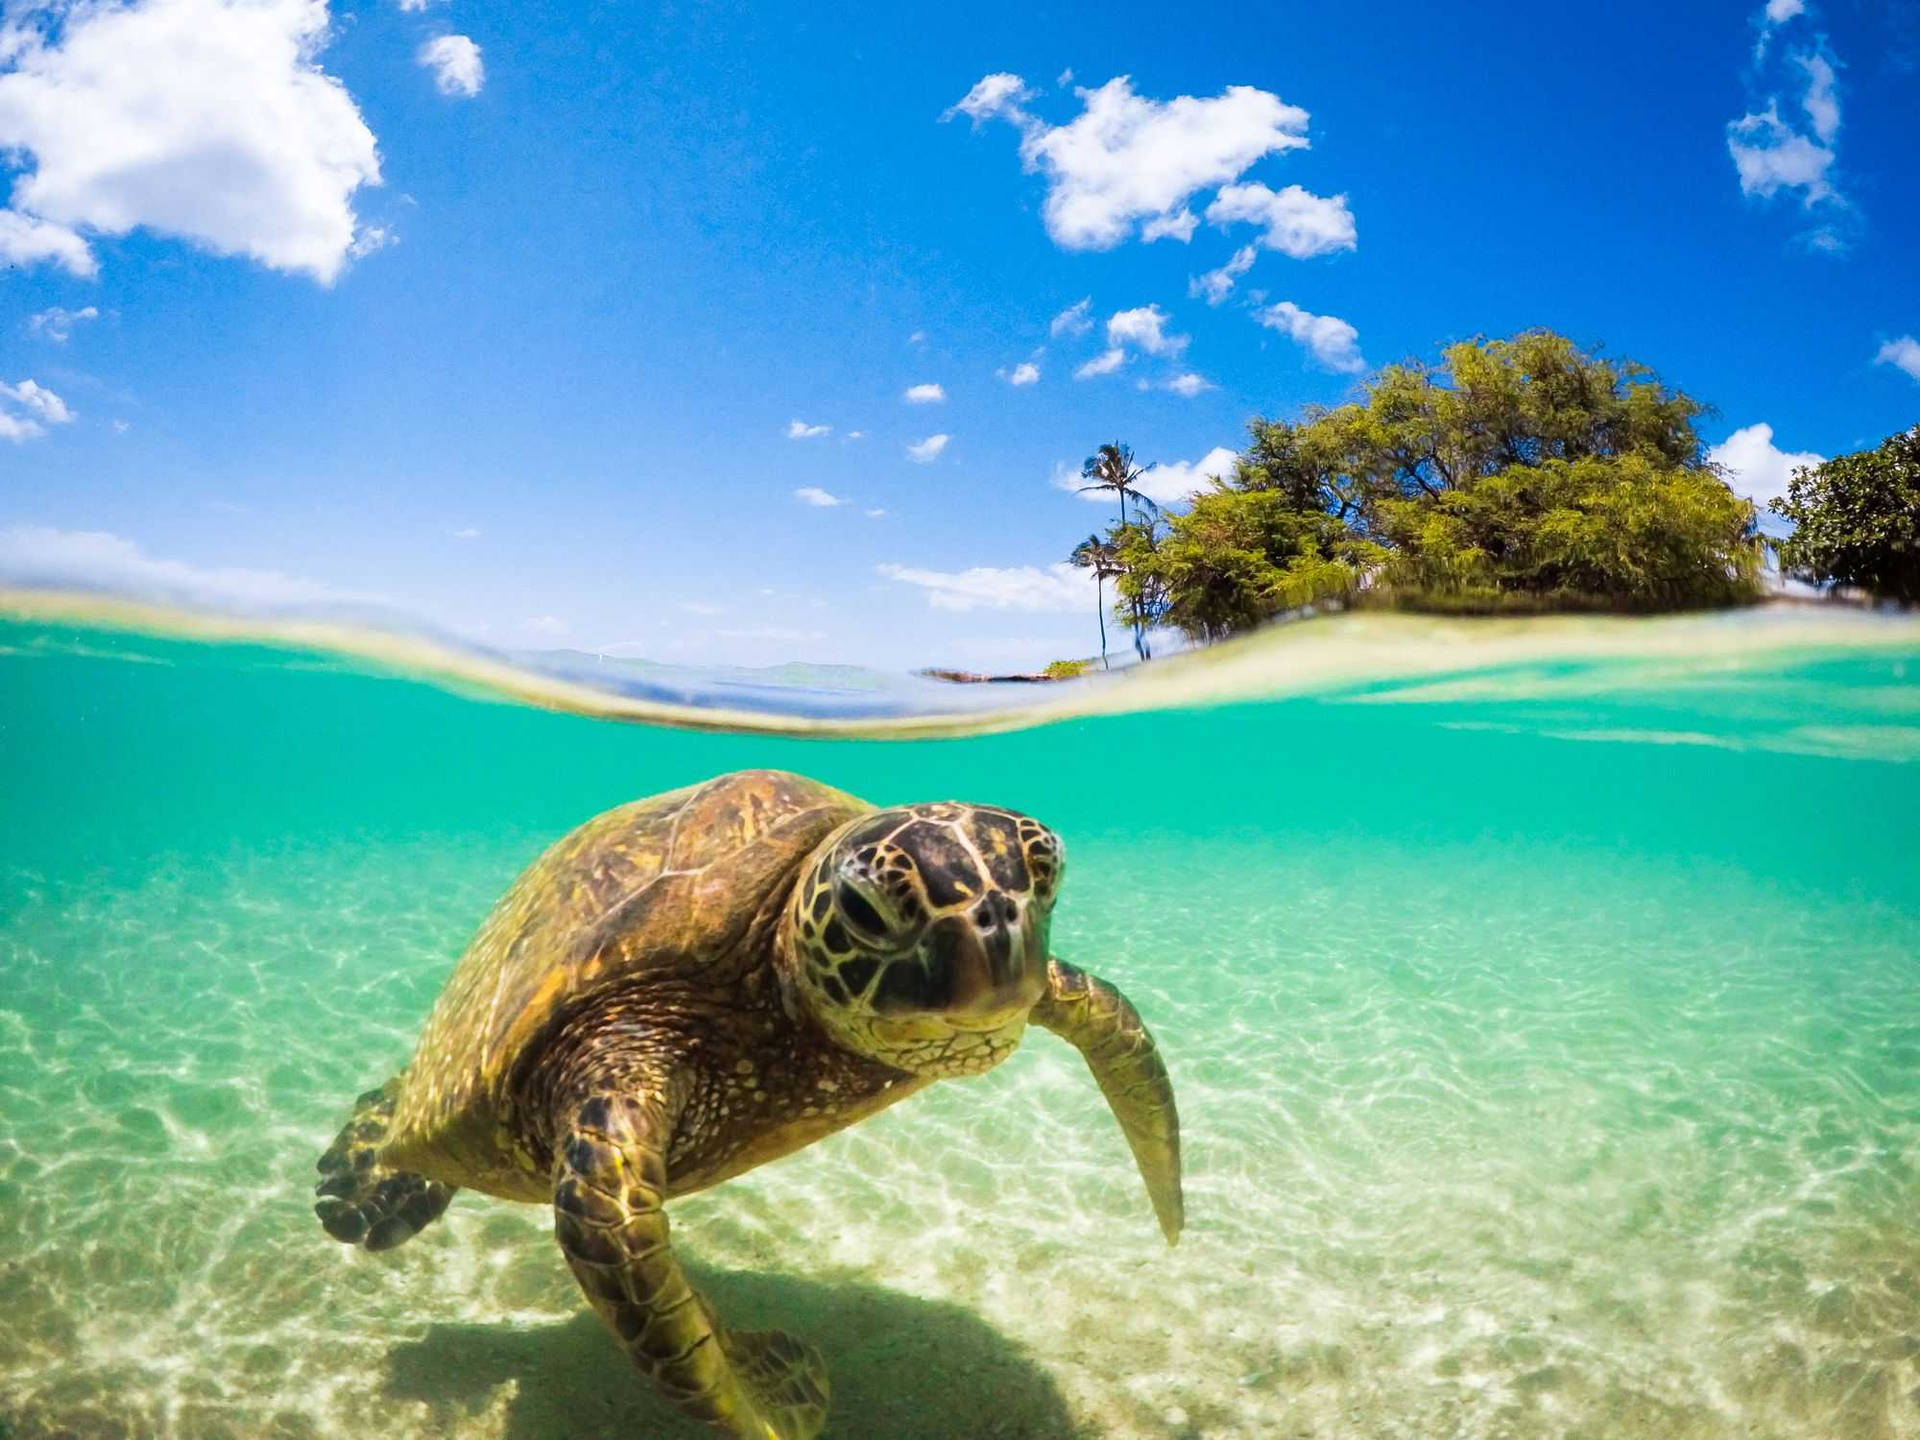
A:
[1069, 533, 1121, 669]
[1078, 442, 1160, 531]
[1079, 443, 1160, 659]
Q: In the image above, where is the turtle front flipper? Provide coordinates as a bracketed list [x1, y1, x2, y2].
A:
[553, 1089, 829, 1440]
[1031, 957, 1184, 1244]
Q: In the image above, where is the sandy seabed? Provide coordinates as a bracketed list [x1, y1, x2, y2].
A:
[2, 823, 1918, 1440]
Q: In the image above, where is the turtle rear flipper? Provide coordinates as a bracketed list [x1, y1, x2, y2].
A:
[315, 1081, 457, 1251]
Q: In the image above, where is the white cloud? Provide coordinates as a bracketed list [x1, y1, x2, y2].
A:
[0, 210, 93, 275]
[906, 433, 950, 463]
[0, 377, 75, 442]
[451, 526, 480, 539]
[1205, 182, 1356, 259]
[1063, 445, 1238, 506]
[1729, 15, 1845, 217]
[950, 73, 1315, 251]
[1255, 300, 1366, 373]
[787, 419, 830, 439]
[1707, 422, 1823, 506]
[907, 329, 927, 345]
[1191, 244, 1256, 304]
[397, 0, 434, 10]
[794, 485, 845, 507]
[0, 0, 384, 284]
[999, 361, 1040, 386]
[27, 305, 98, 342]
[2, 378, 72, 426]
[903, 382, 946, 404]
[865, 507, 887, 518]
[1799, 53, 1838, 143]
[0, 525, 376, 609]
[1729, 103, 1835, 203]
[520, 615, 569, 637]
[1875, 335, 1920, 381]
[348, 224, 394, 259]
[1164, 372, 1213, 397]
[1074, 347, 1126, 379]
[845, 429, 867, 440]
[418, 33, 483, 98]
[877, 561, 1092, 613]
[1049, 297, 1093, 337]
[942, 72, 1034, 127]
[1106, 303, 1186, 356]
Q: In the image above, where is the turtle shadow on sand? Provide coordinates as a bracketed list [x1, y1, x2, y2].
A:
[383, 1261, 1084, 1440]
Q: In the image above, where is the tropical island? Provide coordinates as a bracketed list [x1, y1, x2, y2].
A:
[1028, 327, 1917, 677]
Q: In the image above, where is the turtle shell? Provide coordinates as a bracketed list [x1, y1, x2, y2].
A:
[382, 769, 869, 1192]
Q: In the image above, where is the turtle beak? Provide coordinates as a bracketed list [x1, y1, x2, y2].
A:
[921, 897, 1047, 1022]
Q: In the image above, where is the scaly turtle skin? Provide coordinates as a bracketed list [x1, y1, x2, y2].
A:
[315, 769, 1182, 1440]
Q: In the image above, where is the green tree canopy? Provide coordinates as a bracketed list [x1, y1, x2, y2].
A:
[1087, 329, 1762, 643]
[1770, 426, 1920, 603]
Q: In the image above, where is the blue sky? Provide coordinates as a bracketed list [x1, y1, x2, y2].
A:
[2, 0, 1916, 669]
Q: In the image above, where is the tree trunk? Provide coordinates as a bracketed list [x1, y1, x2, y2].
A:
[1096, 577, 1109, 669]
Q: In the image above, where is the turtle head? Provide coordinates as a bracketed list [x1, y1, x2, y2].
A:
[783, 802, 1064, 1077]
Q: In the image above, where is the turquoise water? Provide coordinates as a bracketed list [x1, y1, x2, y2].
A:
[2, 609, 1918, 1439]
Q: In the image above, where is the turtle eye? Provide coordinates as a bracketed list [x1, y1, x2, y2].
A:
[836, 883, 889, 939]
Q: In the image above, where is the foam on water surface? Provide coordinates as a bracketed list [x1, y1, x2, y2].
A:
[1, 605, 1917, 1439]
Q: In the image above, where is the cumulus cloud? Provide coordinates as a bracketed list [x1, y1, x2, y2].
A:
[1255, 300, 1366, 373]
[0, 524, 377, 609]
[1074, 347, 1125, 379]
[906, 433, 950, 463]
[947, 72, 1320, 251]
[877, 561, 1091, 613]
[1164, 372, 1213, 397]
[1728, 103, 1836, 203]
[794, 486, 845, 507]
[942, 72, 1034, 127]
[865, 507, 887, 518]
[1049, 297, 1094, 337]
[1191, 244, 1256, 305]
[787, 419, 830, 439]
[999, 361, 1040, 386]
[1061, 445, 1237, 507]
[1106, 303, 1186, 356]
[0, 378, 73, 438]
[27, 305, 98, 342]
[1205, 182, 1356, 259]
[1707, 422, 1823, 506]
[0, 0, 384, 283]
[418, 33, 483, 98]
[0, 210, 93, 276]
[1875, 335, 1920, 381]
[1729, 7, 1846, 223]
[903, 382, 946, 404]
[2, 378, 72, 424]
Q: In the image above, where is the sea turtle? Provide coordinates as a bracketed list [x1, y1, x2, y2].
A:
[314, 769, 1182, 1440]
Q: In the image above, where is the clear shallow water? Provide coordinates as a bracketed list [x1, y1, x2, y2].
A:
[2, 608, 1917, 1439]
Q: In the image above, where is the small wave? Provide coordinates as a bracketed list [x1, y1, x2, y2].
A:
[2, 583, 1916, 740]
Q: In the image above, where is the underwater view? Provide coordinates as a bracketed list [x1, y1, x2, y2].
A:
[3, 604, 1917, 1440]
